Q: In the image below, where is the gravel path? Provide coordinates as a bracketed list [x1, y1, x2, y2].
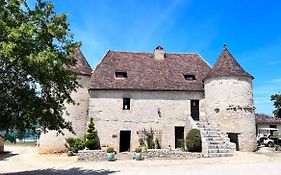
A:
[1, 145, 281, 175]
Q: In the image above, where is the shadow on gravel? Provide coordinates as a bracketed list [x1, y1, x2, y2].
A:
[2, 168, 119, 175]
[0, 151, 19, 161]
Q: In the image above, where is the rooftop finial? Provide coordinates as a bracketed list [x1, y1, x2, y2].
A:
[223, 43, 227, 49]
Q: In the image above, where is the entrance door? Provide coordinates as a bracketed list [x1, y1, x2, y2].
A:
[175, 127, 184, 149]
[119, 130, 131, 152]
[191, 100, 199, 121]
[227, 133, 239, 151]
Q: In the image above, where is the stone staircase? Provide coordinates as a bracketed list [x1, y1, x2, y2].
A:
[115, 152, 134, 160]
[196, 121, 235, 158]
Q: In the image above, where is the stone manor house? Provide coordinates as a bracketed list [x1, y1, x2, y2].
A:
[39, 45, 256, 154]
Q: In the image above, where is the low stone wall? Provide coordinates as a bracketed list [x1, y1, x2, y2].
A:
[78, 149, 202, 161]
[143, 149, 202, 160]
[78, 150, 106, 161]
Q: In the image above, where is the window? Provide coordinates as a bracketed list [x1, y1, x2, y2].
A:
[123, 98, 130, 110]
[115, 71, 127, 78]
[184, 74, 196, 80]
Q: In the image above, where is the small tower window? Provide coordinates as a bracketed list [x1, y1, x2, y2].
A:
[184, 74, 196, 80]
[123, 98, 130, 110]
[115, 71, 127, 79]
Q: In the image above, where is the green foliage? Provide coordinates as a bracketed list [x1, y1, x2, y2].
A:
[107, 147, 115, 153]
[141, 128, 156, 149]
[178, 139, 186, 151]
[139, 138, 145, 146]
[186, 129, 202, 152]
[85, 118, 100, 150]
[65, 137, 85, 153]
[271, 93, 281, 116]
[155, 138, 161, 149]
[134, 147, 142, 153]
[0, 0, 80, 133]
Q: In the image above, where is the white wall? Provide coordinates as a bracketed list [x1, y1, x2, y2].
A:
[89, 90, 204, 152]
[204, 76, 256, 151]
[39, 75, 91, 153]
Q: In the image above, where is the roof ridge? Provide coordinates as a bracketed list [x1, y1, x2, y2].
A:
[109, 50, 198, 55]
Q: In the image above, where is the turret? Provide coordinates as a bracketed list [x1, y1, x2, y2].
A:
[39, 48, 92, 153]
[204, 44, 256, 151]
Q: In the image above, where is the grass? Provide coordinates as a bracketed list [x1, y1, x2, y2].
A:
[4, 140, 37, 146]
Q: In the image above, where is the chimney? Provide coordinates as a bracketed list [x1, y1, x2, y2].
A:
[154, 45, 165, 60]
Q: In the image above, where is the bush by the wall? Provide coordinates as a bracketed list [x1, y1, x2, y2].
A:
[85, 117, 100, 150]
[65, 137, 85, 153]
[185, 129, 202, 152]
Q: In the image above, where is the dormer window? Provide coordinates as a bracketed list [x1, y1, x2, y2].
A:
[184, 74, 196, 80]
[115, 71, 127, 79]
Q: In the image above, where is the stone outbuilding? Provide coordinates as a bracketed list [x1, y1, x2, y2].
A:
[256, 113, 281, 135]
[40, 45, 257, 155]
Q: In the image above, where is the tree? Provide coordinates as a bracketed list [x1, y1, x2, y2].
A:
[85, 118, 99, 150]
[271, 93, 281, 116]
[0, 0, 80, 134]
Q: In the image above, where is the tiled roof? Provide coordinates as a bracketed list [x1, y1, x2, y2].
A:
[68, 48, 92, 76]
[90, 50, 212, 91]
[205, 46, 253, 80]
[256, 113, 281, 124]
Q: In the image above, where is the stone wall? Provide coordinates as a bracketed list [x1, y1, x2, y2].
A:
[39, 75, 91, 153]
[143, 149, 202, 159]
[78, 150, 106, 161]
[89, 90, 205, 152]
[204, 76, 256, 151]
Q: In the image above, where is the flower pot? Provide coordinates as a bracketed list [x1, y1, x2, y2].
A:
[135, 152, 142, 160]
[106, 152, 115, 161]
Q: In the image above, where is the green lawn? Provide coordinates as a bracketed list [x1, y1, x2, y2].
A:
[5, 140, 37, 146]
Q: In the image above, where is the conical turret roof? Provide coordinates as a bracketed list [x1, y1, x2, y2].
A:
[205, 45, 253, 80]
[69, 47, 92, 76]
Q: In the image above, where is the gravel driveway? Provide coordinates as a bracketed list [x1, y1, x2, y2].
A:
[1, 145, 281, 175]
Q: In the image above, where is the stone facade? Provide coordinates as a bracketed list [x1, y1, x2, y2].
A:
[90, 90, 204, 152]
[39, 75, 91, 153]
[39, 46, 257, 154]
[204, 76, 256, 151]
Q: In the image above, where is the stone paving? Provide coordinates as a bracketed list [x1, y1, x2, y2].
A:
[1, 145, 281, 175]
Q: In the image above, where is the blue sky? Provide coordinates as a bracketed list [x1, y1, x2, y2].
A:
[40, 0, 281, 115]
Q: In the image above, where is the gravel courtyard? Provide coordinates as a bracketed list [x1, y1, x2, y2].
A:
[1, 145, 281, 175]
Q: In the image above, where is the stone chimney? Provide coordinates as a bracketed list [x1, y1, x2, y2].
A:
[154, 45, 165, 60]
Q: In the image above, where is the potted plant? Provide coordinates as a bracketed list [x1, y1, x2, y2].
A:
[106, 147, 115, 161]
[134, 147, 142, 160]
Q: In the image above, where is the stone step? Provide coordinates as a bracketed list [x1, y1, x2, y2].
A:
[199, 128, 220, 132]
[201, 131, 219, 135]
[208, 145, 227, 149]
[208, 140, 225, 145]
[205, 137, 223, 141]
[208, 149, 229, 153]
[202, 134, 220, 137]
[115, 152, 133, 160]
[208, 153, 233, 158]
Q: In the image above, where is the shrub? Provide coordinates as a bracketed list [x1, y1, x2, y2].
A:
[85, 118, 99, 150]
[155, 138, 161, 149]
[185, 129, 202, 152]
[141, 128, 155, 149]
[139, 138, 145, 146]
[107, 147, 115, 153]
[65, 137, 85, 153]
[134, 147, 142, 153]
